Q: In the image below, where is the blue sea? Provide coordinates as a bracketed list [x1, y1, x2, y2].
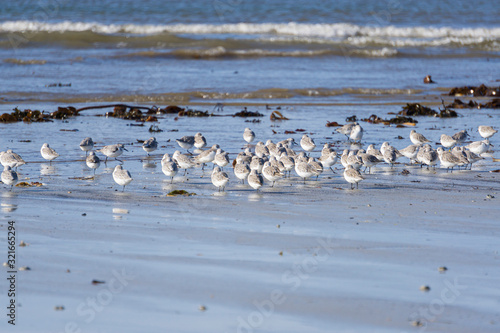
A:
[0, 0, 498, 107]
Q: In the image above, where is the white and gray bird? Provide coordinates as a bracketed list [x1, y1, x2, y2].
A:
[262, 161, 283, 187]
[176, 135, 195, 152]
[79, 137, 94, 156]
[243, 128, 255, 144]
[0, 150, 25, 169]
[86, 151, 100, 175]
[250, 155, 265, 173]
[213, 149, 230, 169]
[300, 134, 316, 154]
[194, 132, 207, 149]
[40, 143, 59, 164]
[255, 142, 270, 158]
[142, 137, 158, 155]
[211, 166, 229, 192]
[343, 164, 364, 190]
[440, 134, 457, 149]
[172, 150, 195, 176]
[295, 160, 315, 183]
[349, 124, 364, 143]
[247, 169, 264, 191]
[99, 144, 127, 163]
[478, 126, 497, 139]
[398, 144, 419, 163]
[194, 144, 218, 170]
[336, 122, 357, 140]
[436, 147, 460, 172]
[112, 165, 133, 191]
[234, 162, 251, 184]
[161, 153, 178, 183]
[1, 166, 18, 191]
[410, 130, 431, 146]
[319, 151, 337, 173]
[452, 130, 469, 144]
[465, 140, 491, 156]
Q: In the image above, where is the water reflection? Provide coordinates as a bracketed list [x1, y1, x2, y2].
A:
[212, 191, 228, 197]
[112, 207, 129, 220]
[248, 192, 263, 202]
[0, 203, 18, 213]
[142, 160, 157, 170]
[40, 163, 56, 176]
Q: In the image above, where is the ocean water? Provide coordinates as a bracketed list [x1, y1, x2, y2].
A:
[0, 0, 498, 107]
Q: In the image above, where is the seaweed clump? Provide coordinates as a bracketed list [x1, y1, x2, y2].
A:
[445, 99, 479, 109]
[361, 114, 418, 125]
[167, 190, 196, 197]
[107, 105, 157, 122]
[399, 103, 437, 117]
[233, 107, 263, 117]
[449, 84, 499, 97]
[178, 109, 210, 117]
[438, 101, 458, 118]
[445, 98, 500, 109]
[158, 105, 185, 114]
[1, 107, 80, 123]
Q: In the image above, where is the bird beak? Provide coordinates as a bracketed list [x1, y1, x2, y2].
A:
[123, 147, 129, 151]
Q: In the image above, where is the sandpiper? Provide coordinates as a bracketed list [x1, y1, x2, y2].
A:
[176, 135, 195, 152]
[211, 166, 229, 192]
[86, 151, 100, 175]
[112, 165, 133, 191]
[478, 126, 497, 139]
[40, 143, 59, 164]
[410, 130, 431, 146]
[440, 134, 457, 149]
[1, 166, 18, 191]
[99, 144, 127, 163]
[343, 165, 364, 189]
[247, 169, 263, 191]
[79, 137, 94, 156]
[243, 128, 255, 144]
[194, 132, 207, 149]
[300, 134, 316, 154]
[142, 137, 158, 155]
[161, 153, 178, 183]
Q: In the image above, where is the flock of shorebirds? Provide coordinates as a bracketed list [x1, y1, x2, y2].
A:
[0, 124, 497, 192]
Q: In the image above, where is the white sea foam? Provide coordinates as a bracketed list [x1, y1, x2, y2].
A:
[1, 20, 499, 41]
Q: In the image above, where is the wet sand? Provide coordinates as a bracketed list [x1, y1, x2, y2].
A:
[1, 102, 500, 332]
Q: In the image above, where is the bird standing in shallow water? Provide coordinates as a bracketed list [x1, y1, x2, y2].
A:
[300, 134, 316, 155]
[86, 151, 100, 175]
[410, 130, 431, 146]
[247, 169, 263, 191]
[99, 144, 127, 164]
[243, 128, 255, 144]
[112, 165, 133, 191]
[343, 165, 364, 189]
[349, 124, 364, 143]
[41, 143, 59, 164]
[161, 153, 178, 184]
[211, 166, 229, 192]
[194, 132, 207, 149]
[1, 166, 18, 191]
[79, 137, 94, 156]
[142, 137, 158, 156]
[478, 126, 497, 139]
[176, 136, 195, 153]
